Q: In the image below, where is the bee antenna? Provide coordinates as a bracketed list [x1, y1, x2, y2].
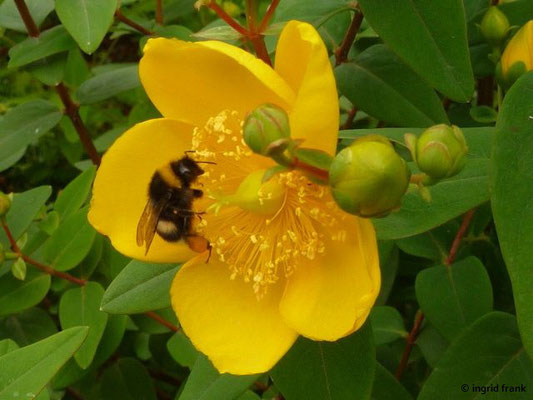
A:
[184, 150, 196, 155]
[195, 161, 217, 165]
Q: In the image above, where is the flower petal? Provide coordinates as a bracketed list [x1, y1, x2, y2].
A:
[170, 256, 298, 375]
[88, 118, 197, 263]
[279, 217, 380, 341]
[275, 21, 339, 155]
[139, 37, 295, 126]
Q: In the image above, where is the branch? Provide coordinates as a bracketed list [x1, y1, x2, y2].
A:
[341, 107, 358, 130]
[395, 208, 476, 380]
[335, 6, 363, 66]
[14, 0, 39, 37]
[206, 1, 250, 37]
[145, 311, 180, 332]
[56, 83, 101, 166]
[2, 219, 87, 286]
[115, 9, 155, 36]
[155, 0, 164, 25]
[258, 0, 281, 33]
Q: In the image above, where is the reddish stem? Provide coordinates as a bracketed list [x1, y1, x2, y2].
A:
[335, 6, 363, 66]
[249, 34, 272, 66]
[445, 209, 476, 266]
[341, 107, 358, 130]
[13, 0, 39, 37]
[155, 0, 164, 25]
[258, 0, 281, 33]
[292, 158, 329, 182]
[395, 311, 424, 380]
[207, 1, 250, 37]
[145, 311, 180, 332]
[115, 9, 154, 36]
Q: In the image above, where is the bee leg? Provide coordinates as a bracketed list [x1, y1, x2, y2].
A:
[192, 189, 203, 198]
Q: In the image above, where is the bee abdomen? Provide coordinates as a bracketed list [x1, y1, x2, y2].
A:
[156, 220, 182, 241]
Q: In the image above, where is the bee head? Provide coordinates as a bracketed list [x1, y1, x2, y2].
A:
[171, 156, 205, 186]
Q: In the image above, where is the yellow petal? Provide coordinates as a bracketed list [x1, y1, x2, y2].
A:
[139, 37, 295, 126]
[170, 256, 298, 375]
[279, 217, 380, 341]
[275, 21, 339, 155]
[88, 118, 197, 263]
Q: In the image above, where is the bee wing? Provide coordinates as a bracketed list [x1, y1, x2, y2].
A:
[136, 194, 170, 255]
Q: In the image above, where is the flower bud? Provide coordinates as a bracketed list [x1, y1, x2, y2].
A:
[243, 104, 291, 157]
[415, 124, 467, 180]
[480, 6, 510, 45]
[0, 192, 11, 217]
[329, 135, 410, 218]
[501, 20, 533, 86]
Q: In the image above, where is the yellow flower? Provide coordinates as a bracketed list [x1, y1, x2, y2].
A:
[88, 21, 380, 375]
[501, 20, 533, 82]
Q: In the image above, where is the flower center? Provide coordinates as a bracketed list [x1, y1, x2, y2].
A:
[191, 110, 348, 296]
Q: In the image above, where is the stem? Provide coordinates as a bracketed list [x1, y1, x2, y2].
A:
[14, 0, 39, 37]
[155, 0, 164, 25]
[145, 311, 180, 332]
[258, 0, 281, 33]
[245, 0, 259, 32]
[292, 158, 329, 182]
[395, 208, 476, 380]
[477, 76, 494, 107]
[115, 9, 155, 36]
[2, 219, 87, 286]
[12, 0, 101, 167]
[335, 6, 363, 66]
[56, 83, 101, 166]
[341, 107, 357, 130]
[445, 209, 476, 266]
[395, 311, 424, 380]
[207, 1, 250, 37]
[249, 34, 272, 66]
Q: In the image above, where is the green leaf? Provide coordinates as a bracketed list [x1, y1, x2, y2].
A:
[42, 207, 96, 271]
[373, 159, 489, 240]
[64, 49, 91, 87]
[370, 306, 407, 345]
[59, 282, 108, 368]
[178, 355, 258, 400]
[101, 261, 178, 314]
[416, 323, 449, 368]
[55, 166, 96, 219]
[0, 308, 58, 346]
[469, 105, 498, 124]
[167, 332, 199, 369]
[336, 45, 449, 127]
[274, 0, 352, 24]
[0, 0, 54, 32]
[358, 0, 474, 102]
[55, 0, 118, 54]
[0, 339, 18, 356]
[416, 257, 493, 341]
[0, 101, 62, 172]
[0, 327, 88, 399]
[271, 322, 375, 400]
[418, 312, 533, 400]
[371, 363, 413, 400]
[8, 25, 76, 68]
[76, 65, 140, 104]
[101, 358, 157, 400]
[1, 186, 52, 242]
[28, 53, 67, 86]
[11, 257, 26, 280]
[0, 270, 50, 317]
[492, 71, 533, 360]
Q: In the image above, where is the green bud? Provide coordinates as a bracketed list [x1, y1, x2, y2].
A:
[0, 192, 11, 217]
[416, 124, 468, 180]
[329, 135, 411, 218]
[480, 6, 510, 45]
[243, 104, 291, 157]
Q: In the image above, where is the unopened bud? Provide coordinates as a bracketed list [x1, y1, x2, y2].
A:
[243, 104, 291, 156]
[329, 135, 411, 218]
[0, 192, 11, 217]
[415, 124, 467, 180]
[501, 20, 533, 86]
[480, 6, 510, 45]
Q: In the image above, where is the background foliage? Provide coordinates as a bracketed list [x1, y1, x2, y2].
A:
[1, 0, 532, 399]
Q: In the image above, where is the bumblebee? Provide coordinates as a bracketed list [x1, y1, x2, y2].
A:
[136, 153, 212, 256]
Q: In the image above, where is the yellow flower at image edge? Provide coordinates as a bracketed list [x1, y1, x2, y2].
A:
[501, 20, 533, 84]
[88, 21, 380, 375]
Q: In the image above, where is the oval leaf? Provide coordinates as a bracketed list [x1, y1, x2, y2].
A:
[0, 0, 54, 32]
[101, 358, 157, 400]
[55, 0, 118, 54]
[492, 71, 533, 360]
[0, 270, 51, 317]
[59, 282, 108, 368]
[0, 327, 88, 399]
[76, 65, 140, 104]
[336, 45, 449, 127]
[358, 0, 474, 101]
[271, 322, 375, 400]
[55, 166, 96, 219]
[101, 260, 178, 314]
[370, 306, 407, 345]
[416, 257, 493, 341]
